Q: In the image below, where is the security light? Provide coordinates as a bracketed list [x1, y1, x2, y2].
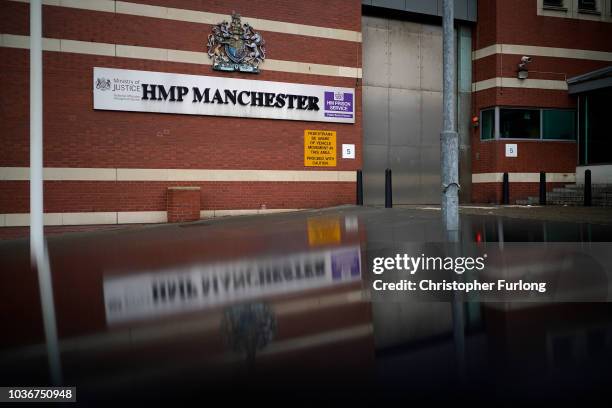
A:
[517, 56, 532, 79]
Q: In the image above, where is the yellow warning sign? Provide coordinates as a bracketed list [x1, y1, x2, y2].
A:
[304, 130, 336, 167]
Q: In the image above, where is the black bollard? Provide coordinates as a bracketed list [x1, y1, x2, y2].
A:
[385, 168, 392, 208]
[539, 171, 546, 205]
[356, 169, 363, 206]
[584, 169, 592, 207]
[502, 172, 509, 205]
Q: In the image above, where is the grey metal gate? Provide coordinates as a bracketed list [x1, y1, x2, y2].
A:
[362, 16, 444, 205]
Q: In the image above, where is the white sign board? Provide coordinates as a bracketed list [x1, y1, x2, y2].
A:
[342, 144, 356, 159]
[505, 143, 518, 157]
[93, 67, 355, 123]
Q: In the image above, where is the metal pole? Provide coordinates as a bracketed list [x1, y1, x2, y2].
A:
[442, 0, 464, 382]
[539, 171, 546, 205]
[441, 0, 459, 232]
[502, 172, 509, 205]
[30, 0, 62, 385]
[384, 168, 392, 208]
[584, 169, 592, 207]
[356, 169, 363, 205]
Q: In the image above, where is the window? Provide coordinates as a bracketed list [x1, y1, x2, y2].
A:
[480, 107, 577, 141]
[539, 0, 611, 20]
[481, 109, 495, 140]
[578, 0, 598, 11]
[544, 0, 565, 8]
[500, 108, 540, 139]
[542, 109, 576, 140]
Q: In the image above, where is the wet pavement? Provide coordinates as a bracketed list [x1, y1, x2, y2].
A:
[450, 204, 612, 226]
[1, 205, 611, 405]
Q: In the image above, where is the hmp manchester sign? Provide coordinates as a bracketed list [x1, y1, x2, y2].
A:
[93, 67, 355, 123]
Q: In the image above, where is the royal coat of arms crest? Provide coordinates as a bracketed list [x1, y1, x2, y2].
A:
[207, 12, 266, 73]
[95, 77, 111, 91]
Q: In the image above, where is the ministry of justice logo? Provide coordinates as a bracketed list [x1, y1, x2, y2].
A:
[206, 12, 266, 73]
[95, 77, 111, 91]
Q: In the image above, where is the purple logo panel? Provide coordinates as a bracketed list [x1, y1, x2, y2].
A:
[324, 91, 354, 119]
[331, 249, 361, 281]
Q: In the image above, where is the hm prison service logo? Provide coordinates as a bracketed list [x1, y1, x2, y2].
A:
[207, 12, 266, 73]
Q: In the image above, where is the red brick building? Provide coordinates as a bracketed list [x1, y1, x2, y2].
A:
[0, 0, 362, 227]
[1, 0, 611, 228]
[471, 0, 612, 203]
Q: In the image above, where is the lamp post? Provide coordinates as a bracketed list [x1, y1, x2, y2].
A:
[441, 0, 460, 235]
[441, 0, 465, 383]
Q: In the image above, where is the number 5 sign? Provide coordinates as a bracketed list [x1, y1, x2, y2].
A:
[505, 144, 517, 158]
[342, 144, 355, 159]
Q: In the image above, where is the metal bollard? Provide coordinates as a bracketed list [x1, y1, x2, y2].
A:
[539, 171, 546, 205]
[356, 169, 363, 206]
[502, 172, 509, 205]
[584, 169, 592, 207]
[385, 168, 392, 208]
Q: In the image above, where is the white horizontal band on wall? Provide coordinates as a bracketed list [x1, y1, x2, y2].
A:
[0, 209, 302, 227]
[473, 43, 612, 62]
[1, 211, 125, 227]
[9, 0, 362, 43]
[0, 167, 357, 182]
[472, 172, 576, 183]
[472, 77, 568, 92]
[0, 34, 363, 79]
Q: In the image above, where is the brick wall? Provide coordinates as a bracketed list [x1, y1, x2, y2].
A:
[473, 54, 611, 84]
[473, 182, 567, 204]
[475, 0, 612, 51]
[1, 50, 362, 170]
[0, 0, 362, 219]
[0, 180, 355, 213]
[472, 140, 577, 174]
[495, 0, 612, 51]
[471, 0, 611, 203]
[167, 187, 200, 222]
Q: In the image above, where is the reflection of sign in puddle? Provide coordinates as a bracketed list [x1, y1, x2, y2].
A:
[103, 246, 361, 325]
[222, 302, 277, 367]
[307, 217, 341, 246]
